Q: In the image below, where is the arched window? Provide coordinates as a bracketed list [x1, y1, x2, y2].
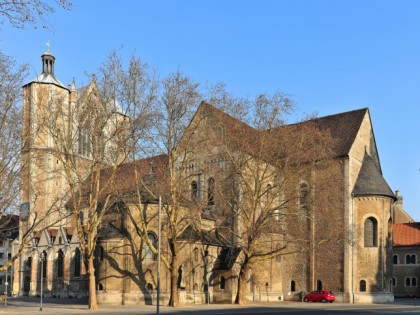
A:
[392, 277, 396, 287]
[191, 181, 198, 201]
[57, 249, 64, 278]
[360, 280, 366, 292]
[99, 245, 104, 261]
[193, 247, 199, 263]
[78, 127, 91, 157]
[26, 257, 32, 269]
[299, 183, 309, 210]
[364, 217, 378, 247]
[291, 280, 296, 292]
[220, 276, 226, 289]
[316, 280, 322, 290]
[406, 254, 416, 264]
[144, 233, 157, 260]
[74, 248, 81, 277]
[207, 177, 215, 206]
[393, 255, 398, 265]
[413, 277, 417, 287]
[406, 277, 411, 286]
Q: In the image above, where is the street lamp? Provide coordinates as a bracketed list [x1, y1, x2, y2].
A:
[157, 196, 161, 315]
[40, 252, 45, 311]
[4, 238, 9, 306]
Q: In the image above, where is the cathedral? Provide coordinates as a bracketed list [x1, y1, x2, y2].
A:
[14, 48, 397, 305]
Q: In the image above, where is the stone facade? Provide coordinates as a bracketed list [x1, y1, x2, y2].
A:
[15, 50, 397, 305]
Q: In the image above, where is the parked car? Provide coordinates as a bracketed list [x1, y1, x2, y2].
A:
[304, 290, 335, 303]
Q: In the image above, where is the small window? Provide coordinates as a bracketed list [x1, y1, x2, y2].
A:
[207, 177, 215, 206]
[413, 277, 417, 287]
[406, 254, 416, 264]
[191, 181, 198, 201]
[392, 277, 396, 287]
[299, 183, 309, 210]
[364, 217, 378, 247]
[220, 276, 226, 289]
[406, 277, 411, 286]
[393, 255, 398, 265]
[291, 280, 296, 292]
[0, 253, 4, 259]
[144, 233, 157, 261]
[193, 247, 199, 263]
[360, 280, 366, 292]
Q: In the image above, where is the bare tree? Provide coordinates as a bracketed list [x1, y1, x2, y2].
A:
[0, 0, 72, 29]
[35, 50, 156, 309]
[198, 88, 341, 304]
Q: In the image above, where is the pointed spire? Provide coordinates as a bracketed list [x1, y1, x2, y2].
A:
[71, 77, 77, 91]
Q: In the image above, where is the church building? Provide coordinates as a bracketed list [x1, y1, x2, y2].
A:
[14, 49, 397, 304]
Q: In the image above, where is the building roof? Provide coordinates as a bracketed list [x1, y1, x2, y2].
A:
[25, 72, 68, 89]
[280, 107, 368, 158]
[394, 223, 420, 246]
[199, 102, 368, 161]
[352, 153, 395, 199]
[80, 154, 169, 206]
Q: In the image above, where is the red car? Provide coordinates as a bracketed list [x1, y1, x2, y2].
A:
[304, 290, 335, 303]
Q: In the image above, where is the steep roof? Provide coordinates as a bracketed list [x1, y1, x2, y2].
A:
[199, 102, 368, 159]
[268, 108, 368, 158]
[78, 154, 169, 206]
[394, 223, 420, 246]
[352, 153, 395, 199]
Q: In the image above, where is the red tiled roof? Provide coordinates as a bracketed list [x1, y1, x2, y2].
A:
[394, 223, 420, 246]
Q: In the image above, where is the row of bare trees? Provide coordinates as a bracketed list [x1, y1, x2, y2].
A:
[1, 47, 342, 308]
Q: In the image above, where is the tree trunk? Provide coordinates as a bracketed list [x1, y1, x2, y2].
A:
[88, 257, 98, 310]
[235, 260, 249, 305]
[168, 254, 179, 307]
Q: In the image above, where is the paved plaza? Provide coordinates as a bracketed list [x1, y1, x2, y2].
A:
[0, 298, 420, 315]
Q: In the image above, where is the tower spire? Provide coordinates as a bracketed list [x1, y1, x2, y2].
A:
[41, 41, 55, 75]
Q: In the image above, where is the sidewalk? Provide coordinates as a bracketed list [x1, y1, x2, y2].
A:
[0, 297, 273, 315]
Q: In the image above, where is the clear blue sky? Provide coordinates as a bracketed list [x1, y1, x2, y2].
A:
[1, 0, 419, 220]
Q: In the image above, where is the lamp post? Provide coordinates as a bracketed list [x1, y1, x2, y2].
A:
[157, 196, 161, 315]
[4, 238, 9, 307]
[40, 252, 45, 311]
